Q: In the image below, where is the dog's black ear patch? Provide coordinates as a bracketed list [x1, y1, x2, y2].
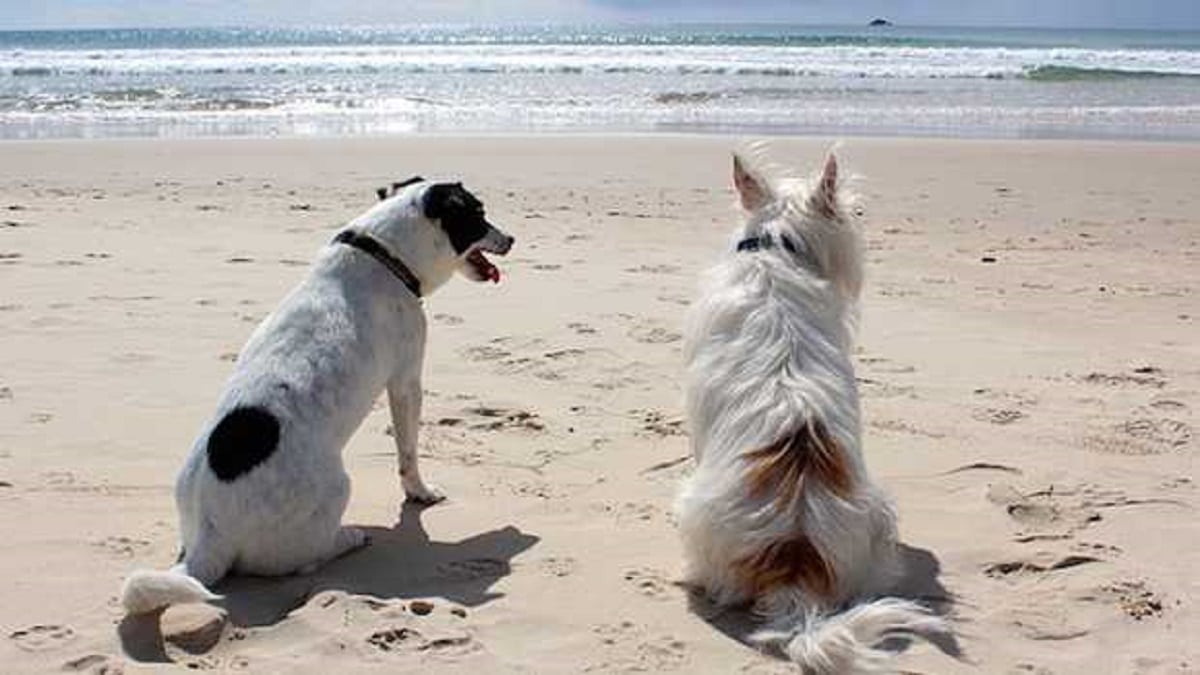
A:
[206, 406, 281, 482]
[393, 176, 424, 191]
[376, 176, 425, 201]
[423, 182, 489, 255]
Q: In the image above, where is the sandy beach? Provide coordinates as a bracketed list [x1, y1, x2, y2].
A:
[0, 135, 1196, 673]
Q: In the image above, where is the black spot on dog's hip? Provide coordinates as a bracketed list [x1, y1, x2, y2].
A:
[206, 406, 280, 482]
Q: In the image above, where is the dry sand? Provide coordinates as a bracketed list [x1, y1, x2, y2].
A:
[0, 135, 1196, 673]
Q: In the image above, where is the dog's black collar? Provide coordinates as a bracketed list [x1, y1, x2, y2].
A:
[332, 229, 422, 299]
[736, 233, 799, 255]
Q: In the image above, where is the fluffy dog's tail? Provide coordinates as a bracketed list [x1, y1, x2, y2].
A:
[120, 564, 220, 614]
[754, 598, 945, 674]
[734, 421, 947, 672]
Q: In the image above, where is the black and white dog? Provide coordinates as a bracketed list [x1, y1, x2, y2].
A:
[122, 178, 513, 613]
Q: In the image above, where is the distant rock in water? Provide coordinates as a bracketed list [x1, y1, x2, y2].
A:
[869, 18, 893, 26]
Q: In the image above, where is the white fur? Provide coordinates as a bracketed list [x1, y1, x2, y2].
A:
[121, 181, 512, 614]
[676, 149, 945, 673]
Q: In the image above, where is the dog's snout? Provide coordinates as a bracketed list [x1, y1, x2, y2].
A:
[497, 234, 515, 255]
[483, 224, 514, 255]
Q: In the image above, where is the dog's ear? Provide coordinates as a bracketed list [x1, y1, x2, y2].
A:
[807, 153, 840, 219]
[376, 176, 425, 201]
[733, 153, 772, 212]
[423, 182, 470, 220]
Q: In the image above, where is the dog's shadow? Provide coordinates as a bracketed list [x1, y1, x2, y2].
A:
[690, 543, 964, 662]
[119, 502, 539, 660]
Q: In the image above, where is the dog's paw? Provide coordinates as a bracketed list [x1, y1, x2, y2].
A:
[404, 483, 447, 505]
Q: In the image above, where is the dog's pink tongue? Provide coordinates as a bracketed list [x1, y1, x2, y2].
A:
[489, 266, 501, 283]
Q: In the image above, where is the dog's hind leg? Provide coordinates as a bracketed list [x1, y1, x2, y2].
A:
[296, 526, 369, 575]
[183, 524, 236, 586]
[387, 376, 445, 504]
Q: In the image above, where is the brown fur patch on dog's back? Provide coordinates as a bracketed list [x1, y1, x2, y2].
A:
[733, 534, 835, 599]
[733, 418, 854, 599]
[744, 418, 853, 503]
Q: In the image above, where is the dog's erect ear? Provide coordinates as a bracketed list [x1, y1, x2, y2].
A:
[807, 153, 840, 219]
[733, 153, 772, 212]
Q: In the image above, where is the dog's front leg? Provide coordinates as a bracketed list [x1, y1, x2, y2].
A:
[387, 378, 446, 504]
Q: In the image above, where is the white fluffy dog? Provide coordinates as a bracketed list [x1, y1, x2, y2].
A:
[121, 178, 513, 614]
[676, 149, 944, 672]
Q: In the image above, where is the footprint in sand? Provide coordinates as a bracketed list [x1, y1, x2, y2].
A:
[1075, 369, 1166, 389]
[462, 345, 511, 362]
[1082, 417, 1192, 456]
[972, 407, 1027, 425]
[630, 409, 685, 438]
[432, 313, 463, 326]
[544, 348, 586, 360]
[437, 558, 507, 582]
[367, 624, 474, 656]
[457, 406, 545, 432]
[983, 554, 1101, 579]
[656, 293, 690, 306]
[504, 479, 563, 500]
[1149, 397, 1189, 412]
[92, 535, 152, 558]
[0, 252, 23, 264]
[856, 377, 915, 400]
[588, 623, 688, 672]
[367, 627, 424, 653]
[62, 654, 123, 672]
[986, 483, 1101, 538]
[9, 624, 76, 652]
[537, 556, 578, 578]
[1085, 580, 1165, 621]
[1119, 417, 1192, 448]
[594, 500, 661, 524]
[857, 355, 916, 374]
[628, 324, 682, 345]
[623, 567, 676, 600]
[868, 418, 945, 438]
[1008, 606, 1091, 642]
[625, 263, 681, 275]
[1072, 541, 1122, 557]
[1082, 433, 1166, 456]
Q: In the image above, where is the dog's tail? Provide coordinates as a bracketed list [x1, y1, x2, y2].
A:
[754, 598, 945, 674]
[734, 421, 947, 672]
[120, 564, 220, 614]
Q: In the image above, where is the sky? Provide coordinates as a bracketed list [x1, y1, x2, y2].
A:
[1, 0, 1198, 31]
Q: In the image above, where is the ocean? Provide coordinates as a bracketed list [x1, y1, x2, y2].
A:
[2, 24, 1199, 140]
